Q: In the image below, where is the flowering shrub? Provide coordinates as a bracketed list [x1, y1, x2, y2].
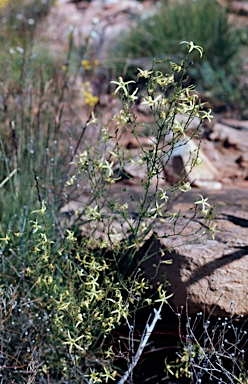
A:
[0, 33, 223, 382]
[1, 2, 242, 378]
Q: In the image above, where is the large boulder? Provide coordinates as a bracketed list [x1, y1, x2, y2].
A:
[139, 187, 248, 316]
[162, 137, 222, 190]
[141, 235, 248, 317]
[210, 122, 248, 152]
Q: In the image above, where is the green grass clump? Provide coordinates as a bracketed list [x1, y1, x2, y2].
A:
[0, 0, 77, 234]
[108, 0, 244, 108]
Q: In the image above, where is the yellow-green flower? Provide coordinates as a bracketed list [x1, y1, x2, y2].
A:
[208, 223, 220, 240]
[141, 95, 161, 107]
[110, 77, 135, 97]
[180, 182, 191, 192]
[195, 194, 210, 215]
[63, 330, 86, 354]
[180, 41, 204, 58]
[137, 68, 153, 78]
[200, 109, 213, 122]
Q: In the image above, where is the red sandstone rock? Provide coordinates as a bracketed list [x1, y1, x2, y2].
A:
[139, 188, 248, 316]
[210, 123, 248, 151]
[163, 138, 222, 189]
[229, 1, 248, 15]
[219, 118, 248, 130]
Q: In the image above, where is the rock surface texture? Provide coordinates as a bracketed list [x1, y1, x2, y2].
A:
[139, 187, 248, 317]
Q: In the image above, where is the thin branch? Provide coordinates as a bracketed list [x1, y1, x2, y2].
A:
[117, 304, 163, 384]
[0, 168, 18, 189]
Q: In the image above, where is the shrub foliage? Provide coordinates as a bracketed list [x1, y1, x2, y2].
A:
[0, 1, 247, 383]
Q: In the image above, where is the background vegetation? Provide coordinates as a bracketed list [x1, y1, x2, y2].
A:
[0, 0, 247, 383]
[107, 0, 248, 112]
